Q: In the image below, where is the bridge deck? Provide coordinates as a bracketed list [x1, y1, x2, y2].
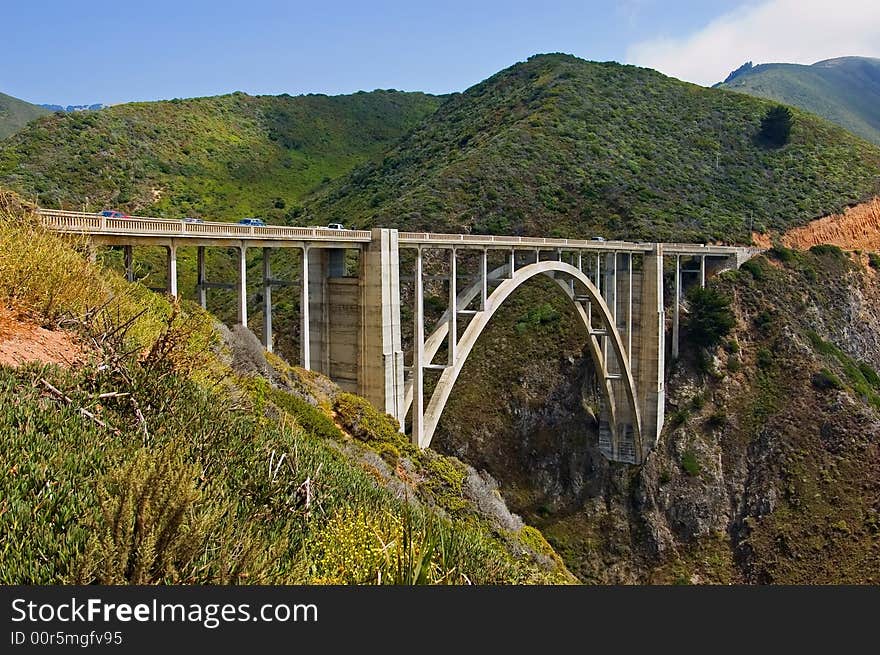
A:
[38, 209, 750, 257]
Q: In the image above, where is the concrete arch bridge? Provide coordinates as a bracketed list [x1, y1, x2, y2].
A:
[39, 209, 755, 464]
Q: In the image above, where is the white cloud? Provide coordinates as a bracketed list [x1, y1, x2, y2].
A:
[626, 0, 880, 86]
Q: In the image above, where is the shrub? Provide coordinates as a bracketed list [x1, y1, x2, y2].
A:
[809, 244, 845, 258]
[706, 411, 728, 429]
[868, 252, 880, 270]
[334, 392, 402, 444]
[78, 446, 214, 584]
[812, 369, 843, 391]
[756, 348, 774, 369]
[740, 258, 766, 280]
[857, 362, 880, 390]
[270, 389, 343, 442]
[687, 287, 735, 348]
[669, 407, 690, 427]
[681, 450, 701, 476]
[769, 245, 797, 265]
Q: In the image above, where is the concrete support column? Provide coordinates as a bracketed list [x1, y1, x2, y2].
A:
[166, 244, 178, 298]
[672, 255, 681, 360]
[509, 249, 515, 277]
[480, 248, 488, 310]
[412, 247, 425, 445]
[360, 229, 405, 428]
[262, 247, 272, 352]
[236, 244, 246, 325]
[577, 251, 583, 272]
[627, 252, 633, 365]
[700, 255, 706, 289]
[196, 246, 206, 308]
[301, 247, 310, 369]
[637, 246, 665, 460]
[447, 248, 457, 365]
[603, 252, 616, 365]
[308, 249, 330, 374]
[124, 245, 134, 283]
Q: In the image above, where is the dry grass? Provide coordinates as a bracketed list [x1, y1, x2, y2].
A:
[0, 191, 109, 322]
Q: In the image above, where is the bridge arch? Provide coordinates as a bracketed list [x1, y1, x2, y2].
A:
[413, 260, 642, 461]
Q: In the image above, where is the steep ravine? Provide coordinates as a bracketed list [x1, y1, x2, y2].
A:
[434, 249, 880, 583]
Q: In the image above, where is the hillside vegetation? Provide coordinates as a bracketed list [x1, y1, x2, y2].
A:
[310, 54, 880, 243]
[0, 193, 570, 584]
[0, 90, 442, 221]
[717, 57, 880, 145]
[0, 91, 50, 140]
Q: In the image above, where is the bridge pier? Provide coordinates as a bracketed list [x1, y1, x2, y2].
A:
[236, 245, 247, 326]
[672, 254, 681, 360]
[635, 246, 665, 455]
[166, 244, 178, 298]
[262, 248, 272, 352]
[124, 245, 134, 283]
[412, 246, 425, 445]
[197, 246, 207, 308]
[360, 229, 405, 426]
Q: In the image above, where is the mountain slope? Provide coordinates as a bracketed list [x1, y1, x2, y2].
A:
[0, 92, 50, 140]
[310, 54, 880, 243]
[0, 90, 442, 220]
[717, 57, 880, 145]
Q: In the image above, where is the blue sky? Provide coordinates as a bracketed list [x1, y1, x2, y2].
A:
[2, 0, 876, 105]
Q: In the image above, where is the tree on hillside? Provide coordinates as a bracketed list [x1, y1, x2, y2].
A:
[759, 105, 793, 147]
[686, 287, 735, 348]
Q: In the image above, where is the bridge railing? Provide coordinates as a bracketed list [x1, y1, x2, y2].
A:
[397, 231, 654, 250]
[38, 210, 373, 242]
[36, 209, 755, 258]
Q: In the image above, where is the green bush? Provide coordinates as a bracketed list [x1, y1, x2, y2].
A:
[769, 245, 797, 265]
[809, 244, 845, 258]
[756, 348, 774, 369]
[333, 392, 403, 444]
[740, 258, 767, 280]
[687, 287, 735, 348]
[681, 450, 701, 476]
[812, 369, 843, 391]
[270, 388, 343, 442]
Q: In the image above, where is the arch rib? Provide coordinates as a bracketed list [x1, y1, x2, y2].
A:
[415, 260, 642, 461]
[404, 262, 511, 416]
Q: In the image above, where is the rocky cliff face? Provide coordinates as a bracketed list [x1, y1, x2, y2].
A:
[434, 249, 880, 583]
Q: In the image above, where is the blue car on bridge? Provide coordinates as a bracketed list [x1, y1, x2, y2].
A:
[238, 217, 266, 227]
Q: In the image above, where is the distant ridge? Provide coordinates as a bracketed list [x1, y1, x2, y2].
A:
[716, 56, 880, 144]
[39, 103, 108, 112]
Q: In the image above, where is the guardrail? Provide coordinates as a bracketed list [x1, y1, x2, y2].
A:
[36, 209, 752, 257]
[38, 209, 373, 242]
[398, 231, 654, 250]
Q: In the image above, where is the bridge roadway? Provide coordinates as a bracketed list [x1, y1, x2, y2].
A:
[38, 209, 749, 258]
[39, 208, 757, 464]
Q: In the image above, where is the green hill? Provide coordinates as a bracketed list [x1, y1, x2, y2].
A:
[309, 54, 880, 243]
[0, 91, 50, 140]
[717, 57, 880, 145]
[0, 90, 442, 220]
